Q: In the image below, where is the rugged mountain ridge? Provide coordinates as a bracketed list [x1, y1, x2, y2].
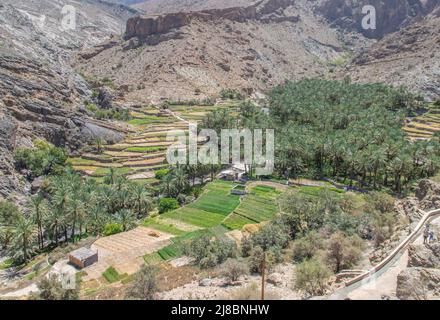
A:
[316, 0, 440, 39]
[339, 5, 440, 100]
[124, 0, 298, 40]
[132, 0, 256, 14]
[76, 0, 359, 103]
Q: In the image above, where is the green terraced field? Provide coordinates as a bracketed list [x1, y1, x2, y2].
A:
[125, 146, 165, 153]
[142, 218, 186, 236]
[404, 105, 440, 140]
[163, 207, 228, 228]
[161, 181, 240, 227]
[221, 213, 256, 230]
[144, 226, 229, 263]
[222, 185, 281, 230]
[127, 116, 174, 126]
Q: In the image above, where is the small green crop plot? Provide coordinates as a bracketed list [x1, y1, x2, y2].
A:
[142, 218, 186, 236]
[144, 226, 229, 262]
[102, 266, 125, 283]
[143, 252, 164, 265]
[222, 213, 256, 230]
[223, 185, 281, 230]
[125, 146, 165, 153]
[161, 180, 240, 228]
[128, 116, 173, 126]
[163, 207, 227, 228]
[297, 185, 344, 197]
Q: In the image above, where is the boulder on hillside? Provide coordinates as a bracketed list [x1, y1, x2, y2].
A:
[396, 267, 440, 300]
[97, 87, 115, 110]
[408, 244, 440, 268]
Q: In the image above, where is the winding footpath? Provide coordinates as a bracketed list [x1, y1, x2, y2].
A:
[330, 207, 440, 300]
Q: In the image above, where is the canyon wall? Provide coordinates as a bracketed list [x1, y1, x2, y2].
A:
[124, 0, 297, 40]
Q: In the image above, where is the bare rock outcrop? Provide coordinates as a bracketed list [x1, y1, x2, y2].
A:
[415, 180, 440, 210]
[396, 180, 440, 229]
[124, 0, 298, 40]
[397, 243, 440, 300]
[408, 244, 440, 268]
[317, 0, 440, 39]
[125, 12, 191, 40]
[396, 267, 440, 300]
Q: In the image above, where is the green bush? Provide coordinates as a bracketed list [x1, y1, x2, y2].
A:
[247, 223, 290, 252]
[220, 89, 244, 100]
[248, 246, 277, 274]
[125, 265, 157, 300]
[14, 139, 67, 177]
[85, 102, 98, 113]
[158, 198, 179, 214]
[103, 223, 123, 236]
[185, 235, 237, 269]
[37, 274, 79, 300]
[221, 259, 249, 282]
[295, 258, 331, 296]
[92, 107, 131, 121]
[155, 169, 170, 180]
[292, 231, 325, 263]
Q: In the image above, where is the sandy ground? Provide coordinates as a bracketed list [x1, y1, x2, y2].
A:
[1, 283, 39, 298]
[83, 227, 174, 281]
[158, 263, 301, 300]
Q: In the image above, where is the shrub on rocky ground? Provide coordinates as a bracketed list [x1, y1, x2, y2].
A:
[294, 258, 331, 297]
[220, 258, 249, 282]
[125, 265, 158, 300]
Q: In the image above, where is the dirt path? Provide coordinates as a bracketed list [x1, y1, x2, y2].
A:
[331, 212, 440, 300]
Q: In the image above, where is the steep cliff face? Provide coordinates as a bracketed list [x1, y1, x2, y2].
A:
[125, 12, 191, 39]
[0, 0, 135, 197]
[317, 0, 440, 39]
[132, 0, 256, 14]
[124, 0, 297, 40]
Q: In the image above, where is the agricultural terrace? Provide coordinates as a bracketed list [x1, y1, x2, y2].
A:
[404, 103, 440, 141]
[142, 179, 357, 265]
[68, 102, 236, 183]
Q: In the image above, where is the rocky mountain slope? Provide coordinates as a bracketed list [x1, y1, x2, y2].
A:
[316, 0, 440, 39]
[132, 0, 255, 14]
[75, 0, 368, 104]
[397, 242, 440, 299]
[0, 0, 138, 198]
[339, 6, 440, 100]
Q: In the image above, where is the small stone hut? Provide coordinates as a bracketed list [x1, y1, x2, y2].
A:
[69, 247, 98, 269]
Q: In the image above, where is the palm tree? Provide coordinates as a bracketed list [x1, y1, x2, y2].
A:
[67, 193, 85, 242]
[45, 208, 65, 246]
[173, 168, 189, 194]
[184, 165, 198, 186]
[160, 173, 177, 198]
[86, 205, 107, 236]
[130, 184, 152, 218]
[116, 209, 136, 232]
[49, 176, 70, 244]
[28, 193, 46, 249]
[94, 138, 104, 154]
[370, 148, 387, 189]
[104, 168, 117, 185]
[10, 215, 37, 263]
